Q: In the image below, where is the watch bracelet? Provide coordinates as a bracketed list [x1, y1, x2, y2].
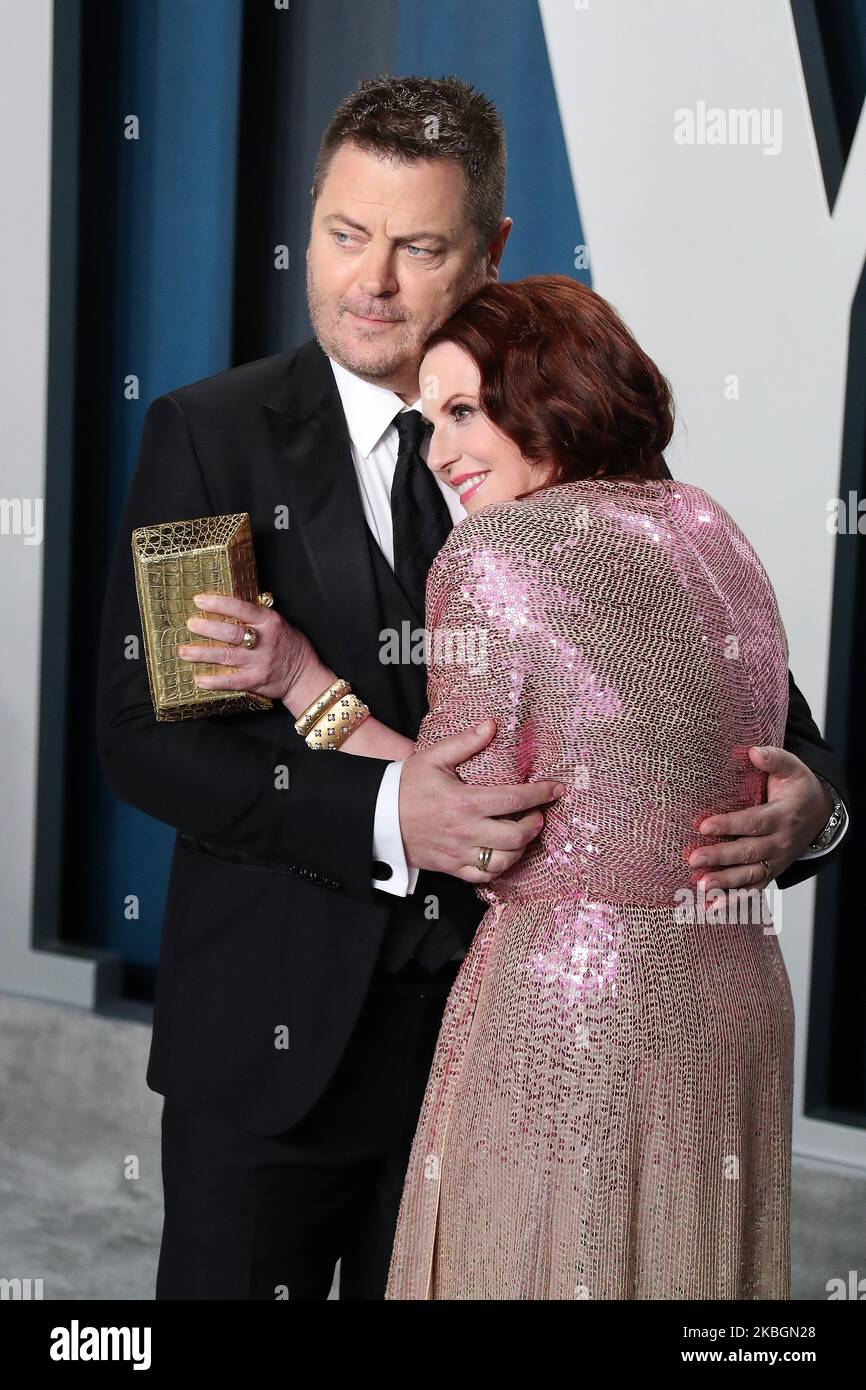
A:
[808, 777, 844, 851]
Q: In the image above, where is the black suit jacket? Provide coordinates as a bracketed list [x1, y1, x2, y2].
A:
[95, 337, 848, 1136]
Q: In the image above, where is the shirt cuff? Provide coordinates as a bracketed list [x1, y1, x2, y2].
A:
[371, 759, 419, 895]
[798, 798, 849, 860]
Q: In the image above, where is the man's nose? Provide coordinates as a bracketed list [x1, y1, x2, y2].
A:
[356, 243, 398, 298]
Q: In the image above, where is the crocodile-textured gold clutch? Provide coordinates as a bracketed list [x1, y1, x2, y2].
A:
[131, 512, 273, 721]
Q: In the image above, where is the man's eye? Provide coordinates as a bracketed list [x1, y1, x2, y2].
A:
[406, 244, 435, 258]
[332, 231, 359, 246]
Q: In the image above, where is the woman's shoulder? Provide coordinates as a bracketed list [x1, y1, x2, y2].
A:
[663, 477, 730, 516]
[432, 479, 663, 572]
[434, 475, 752, 562]
[440, 482, 602, 543]
[432, 496, 538, 560]
[545, 474, 752, 543]
[662, 478, 766, 553]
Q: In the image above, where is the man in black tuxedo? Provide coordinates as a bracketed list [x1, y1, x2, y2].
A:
[96, 75, 849, 1300]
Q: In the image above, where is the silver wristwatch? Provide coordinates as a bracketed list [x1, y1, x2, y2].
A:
[807, 777, 845, 852]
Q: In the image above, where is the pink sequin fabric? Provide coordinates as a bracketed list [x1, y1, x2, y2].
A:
[385, 477, 794, 1300]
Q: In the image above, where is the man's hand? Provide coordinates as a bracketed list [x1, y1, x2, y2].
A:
[399, 718, 567, 883]
[687, 745, 834, 891]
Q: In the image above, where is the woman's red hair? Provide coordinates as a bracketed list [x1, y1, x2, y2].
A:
[422, 274, 674, 489]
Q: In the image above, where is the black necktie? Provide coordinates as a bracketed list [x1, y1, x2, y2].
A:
[380, 409, 466, 975]
[390, 409, 454, 621]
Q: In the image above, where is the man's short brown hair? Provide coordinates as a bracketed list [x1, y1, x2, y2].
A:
[312, 74, 506, 253]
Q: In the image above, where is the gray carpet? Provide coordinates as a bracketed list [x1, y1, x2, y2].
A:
[0, 994, 862, 1300]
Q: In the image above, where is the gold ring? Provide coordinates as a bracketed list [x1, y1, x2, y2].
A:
[474, 846, 493, 872]
[241, 626, 258, 650]
[759, 858, 773, 882]
[257, 592, 274, 608]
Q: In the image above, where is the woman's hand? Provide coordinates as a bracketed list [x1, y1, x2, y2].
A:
[176, 591, 319, 706]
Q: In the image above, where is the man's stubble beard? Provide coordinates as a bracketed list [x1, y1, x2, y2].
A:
[305, 257, 487, 386]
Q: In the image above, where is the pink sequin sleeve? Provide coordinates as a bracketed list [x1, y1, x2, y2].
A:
[416, 512, 544, 790]
[416, 504, 586, 906]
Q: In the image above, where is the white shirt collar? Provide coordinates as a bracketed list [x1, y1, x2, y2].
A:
[327, 355, 422, 458]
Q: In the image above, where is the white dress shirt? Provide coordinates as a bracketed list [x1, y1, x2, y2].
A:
[327, 355, 849, 894]
[328, 355, 467, 896]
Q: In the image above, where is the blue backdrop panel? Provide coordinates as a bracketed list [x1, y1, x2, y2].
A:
[98, 0, 243, 968]
[395, 0, 587, 284]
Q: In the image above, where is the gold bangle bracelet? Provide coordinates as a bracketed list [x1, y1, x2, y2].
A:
[305, 693, 371, 750]
[293, 676, 352, 738]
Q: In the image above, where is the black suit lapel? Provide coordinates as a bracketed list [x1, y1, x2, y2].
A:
[261, 340, 424, 730]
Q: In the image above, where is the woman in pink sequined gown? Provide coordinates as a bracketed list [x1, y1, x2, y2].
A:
[386, 469, 793, 1300]
[307, 276, 794, 1298]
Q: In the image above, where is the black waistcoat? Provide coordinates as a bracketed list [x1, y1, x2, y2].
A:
[362, 523, 485, 970]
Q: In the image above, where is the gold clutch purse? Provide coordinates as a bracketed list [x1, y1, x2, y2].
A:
[131, 512, 273, 721]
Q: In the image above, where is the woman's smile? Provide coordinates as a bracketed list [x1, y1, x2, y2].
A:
[450, 469, 491, 502]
